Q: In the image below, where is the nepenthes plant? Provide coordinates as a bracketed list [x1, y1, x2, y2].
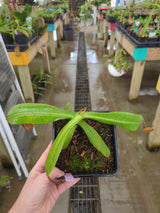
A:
[7, 102, 144, 176]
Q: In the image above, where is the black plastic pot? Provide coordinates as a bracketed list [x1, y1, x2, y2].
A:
[102, 13, 106, 19]
[30, 33, 38, 45]
[15, 34, 29, 44]
[44, 17, 57, 24]
[52, 111, 119, 178]
[63, 24, 73, 41]
[1, 33, 14, 44]
[5, 33, 38, 52]
[15, 34, 29, 51]
[106, 16, 117, 23]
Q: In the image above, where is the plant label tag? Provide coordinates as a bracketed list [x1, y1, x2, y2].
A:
[156, 75, 160, 94]
[64, 173, 75, 182]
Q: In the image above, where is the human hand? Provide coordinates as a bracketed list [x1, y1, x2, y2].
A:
[9, 142, 80, 213]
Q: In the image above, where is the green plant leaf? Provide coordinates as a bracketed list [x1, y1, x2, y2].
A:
[64, 102, 73, 112]
[0, 176, 12, 186]
[62, 124, 77, 149]
[83, 112, 143, 131]
[45, 113, 84, 176]
[79, 120, 110, 157]
[141, 10, 153, 37]
[43, 80, 52, 84]
[7, 103, 75, 125]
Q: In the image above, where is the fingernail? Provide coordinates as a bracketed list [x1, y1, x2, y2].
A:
[64, 173, 75, 182]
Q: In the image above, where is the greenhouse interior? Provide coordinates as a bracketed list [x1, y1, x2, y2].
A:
[0, 0, 160, 212]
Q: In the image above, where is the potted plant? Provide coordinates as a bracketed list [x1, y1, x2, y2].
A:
[7, 102, 143, 178]
[116, 0, 160, 48]
[36, 8, 58, 24]
[0, 176, 12, 192]
[105, 48, 129, 77]
[0, 3, 34, 51]
[31, 68, 52, 100]
[78, 0, 94, 27]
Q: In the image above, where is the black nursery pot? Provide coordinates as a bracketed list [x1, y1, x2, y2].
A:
[15, 34, 29, 51]
[15, 34, 29, 44]
[52, 112, 119, 178]
[1, 33, 14, 44]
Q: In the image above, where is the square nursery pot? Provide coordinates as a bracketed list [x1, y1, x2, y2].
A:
[53, 111, 119, 178]
[63, 24, 73, 41]
[4, 33, 37, 52]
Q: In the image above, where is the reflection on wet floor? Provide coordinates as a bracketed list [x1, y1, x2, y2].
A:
[69, 49, 98, 63]
[139, 88, 158, 96]
[0, 24, 160, 213]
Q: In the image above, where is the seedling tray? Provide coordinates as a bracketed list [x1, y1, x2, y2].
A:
[116, 22, 160, 48]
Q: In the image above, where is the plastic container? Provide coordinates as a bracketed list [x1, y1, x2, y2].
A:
[108, 64, 125, 77]
[4, 34, 37, 52]
[63, 24, 73, 41]
[52, 111, 119, 178]
[116, 23, 160, 48]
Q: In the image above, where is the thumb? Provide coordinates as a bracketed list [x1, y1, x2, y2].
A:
[57, 177, 80, 195]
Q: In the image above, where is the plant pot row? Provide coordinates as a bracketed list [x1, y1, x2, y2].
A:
[116, 22, 160, 48]
[2, 33, 38, 52]
[44, 17, 58, 24]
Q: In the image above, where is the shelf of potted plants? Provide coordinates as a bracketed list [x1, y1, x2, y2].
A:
[116, 0, 160, 48]
[0, 3, 48, 53]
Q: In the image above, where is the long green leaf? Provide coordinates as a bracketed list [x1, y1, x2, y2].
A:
[61, 103, 76, 149]
[141, 10, 153, 37]
[45, 113, 84, 176]
[7, 103, 75, 125]
[79, 120, 110, 157]
[83, 112, 143, 131]
[62, 124, 77, 149]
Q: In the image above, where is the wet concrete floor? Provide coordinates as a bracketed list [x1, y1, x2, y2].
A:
[1, 24, 160, 212]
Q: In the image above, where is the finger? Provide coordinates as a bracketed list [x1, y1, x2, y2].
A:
[49, 167, 64, 180]
[31, 141, 52, 173]
[57, 178, 80, 195]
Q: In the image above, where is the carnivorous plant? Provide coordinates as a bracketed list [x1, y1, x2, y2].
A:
[7, 103, 143, 176]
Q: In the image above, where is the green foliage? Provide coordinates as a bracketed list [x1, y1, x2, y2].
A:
[92, 0, 110, 7]
[37, 8, 59, 19]
[32, 68, 52, 97]
[104, 7, 122, 18]
[7, 102, 143, 176]
[141, 10, 153, 37]
[0, 5, 10, 19]
[13, 4, 32, 25]
[79, 0, 94, 21]
[0, 19, 13, 33]
[32, 16, 48, 36]
[105, 48, 129, 73]
[0, 176, 12, 187]
[0, 4, 32, 42]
